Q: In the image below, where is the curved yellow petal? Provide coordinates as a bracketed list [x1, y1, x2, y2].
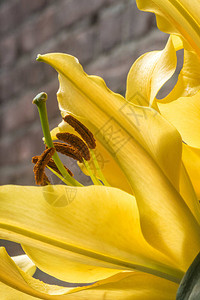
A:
[159, 49, 200, 103]
[158, 90, 200, 148]
[0, 185, 183, 283]
[0, 247, 178, 300]
[179, 162, 200, 224]
[136, 0, 200, 58]
[182, 144, 200, 199]
[126, 36, 177, 107]
[12, 254, 36, 276]
[37, 53, 200, 269]
[157, 50, 200, 147]
[71, 272, 178, 300]
[38, 53, 182, 192]
[0, 247, 72, 299]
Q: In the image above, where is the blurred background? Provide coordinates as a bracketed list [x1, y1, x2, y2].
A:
[0, 0, 170, 186]
[0, 0, 178, 285]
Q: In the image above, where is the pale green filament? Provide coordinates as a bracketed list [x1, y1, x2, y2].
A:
[47, 166, 73, 185]
[90, 149, 110, 186]
[33, 92, 82, 187]
[83, 159, 102, 186]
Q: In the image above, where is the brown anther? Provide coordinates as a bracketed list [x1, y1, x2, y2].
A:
[32, 155, 73, 177]
[41, 173, 51, 186]
[53, 142, 83, 163]
[56, 132, 90, 161]
[33, 147, 55, 185]
[63, 115, 96, 149]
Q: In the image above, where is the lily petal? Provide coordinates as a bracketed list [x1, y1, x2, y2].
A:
[126, 34, 200, 148]
[159, 49, 200, 103]
[179, 162, 200, 224]
[126, 35, 177, 107]
[38, 53, 182, 191]
[158, 91, 200, 148]
[182, 144, 200, 199]
[0, 185, 183, 283]
[136, 0, 200, 57]
[0, 247, 72, 299]
[37, 53, 200, 268]
[0, 247, 179, 300]
[12, 254, 36, 276]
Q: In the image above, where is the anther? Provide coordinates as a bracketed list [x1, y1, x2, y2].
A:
[33, 147, 55, 185]
[63, 115, 96, 149]
[53, 142, 83, 163]
[56, 132, 90, 161]
[41, 173, 51, 186]
[32, 156, 73, 177]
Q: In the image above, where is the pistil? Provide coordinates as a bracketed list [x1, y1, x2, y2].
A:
[33, 92, 82, 187]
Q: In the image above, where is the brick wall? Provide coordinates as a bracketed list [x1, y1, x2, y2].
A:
[0, 0, 169, 185]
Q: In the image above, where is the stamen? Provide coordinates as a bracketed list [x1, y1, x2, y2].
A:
[33, 156, 73, 177]
[83, 159, 102, 186]
[32, 156, 39, 164]
[41, 173, 51, 186]
[90, 149, 110, 186]
[33, 147, 55, 185]
[53, 142, 83, 163]
[63, 115, 96, 149]
[56, 132, 90, 161]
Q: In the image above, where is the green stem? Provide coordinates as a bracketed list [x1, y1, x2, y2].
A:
[33, 92, 82, 187]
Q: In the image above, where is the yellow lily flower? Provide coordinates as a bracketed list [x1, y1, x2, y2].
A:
[0, 1, 200, 297]
[134, 0, 200, 203]
[127, 1, 200, 198]
[0, 47, 200, 299]
[136, 0, 200, 58]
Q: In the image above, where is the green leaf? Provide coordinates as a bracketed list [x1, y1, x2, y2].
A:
[176, 252, 200, 300]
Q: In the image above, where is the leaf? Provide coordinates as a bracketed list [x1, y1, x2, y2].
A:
[176, 252, 200, 300]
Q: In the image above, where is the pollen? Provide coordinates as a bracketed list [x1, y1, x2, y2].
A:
[53, 142, 84, 163]
[33, 147, 55, 185]
[63, 115, 96, 149]
[56, 132, 90, 161]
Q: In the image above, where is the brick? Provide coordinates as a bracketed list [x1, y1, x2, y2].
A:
[55, 0, 106, 30]
[1, 91, 36, 133]
[0, 126, 44, 167]
[57, 27, 96, 64]
[41, 78, 60, 120]
[18, 6, 56, 54]
[86, 54, 132, 94]
[122, 2, 155, 40]
[0, 0, 21, 35]
[0, 58, 56, 102]
[18, 21, 37, 54]
[35, 6, 57, 46]
[98, 4, 124, 51]
[19, 0, 47, 17]
[0, 34, 18, 68]
[0, 0, 48, 36]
